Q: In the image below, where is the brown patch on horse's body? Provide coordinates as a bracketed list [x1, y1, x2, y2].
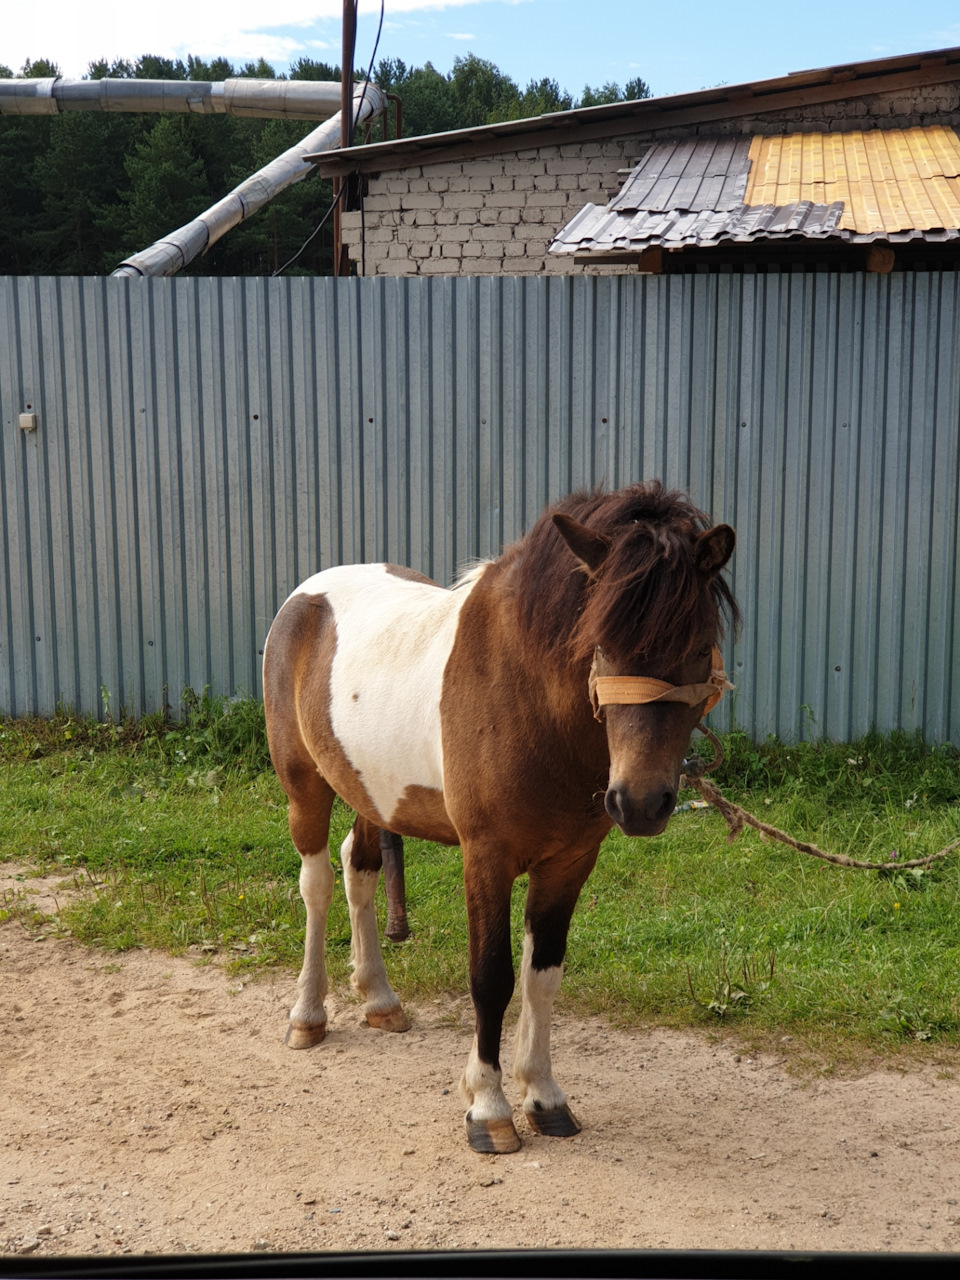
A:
[388, 785, 460, 845]
[263, 592, 387, 829]
[385, 564, 439, 585]
[440, 556, 610, 860]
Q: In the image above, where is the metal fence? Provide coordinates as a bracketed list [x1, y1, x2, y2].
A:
[1, 271, 958, 741]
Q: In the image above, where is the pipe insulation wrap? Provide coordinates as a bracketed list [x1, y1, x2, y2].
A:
[0, 77, 346, 120]
[0, 79, 58, 115]
[110, 86, 385, 278]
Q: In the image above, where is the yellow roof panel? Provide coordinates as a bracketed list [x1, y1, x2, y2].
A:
[744, 127, 960, 233]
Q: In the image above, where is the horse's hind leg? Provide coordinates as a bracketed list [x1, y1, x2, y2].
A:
[343, 817, 410, 1032]
[380, 830, 410, 942]
[284, 769, 336, 1049]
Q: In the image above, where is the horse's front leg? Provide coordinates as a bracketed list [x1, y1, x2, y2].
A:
[460, 849, 520, 1153]
[513, 848, 600, 1136]
[343, 817, 410, 1032]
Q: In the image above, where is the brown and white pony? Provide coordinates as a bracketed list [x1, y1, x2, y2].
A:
[263, 482, 738, 1154]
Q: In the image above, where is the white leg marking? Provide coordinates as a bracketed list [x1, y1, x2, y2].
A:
[290, 849, 335, 1030]
[460, 1034, 515, 1123]
[513, 930, 567, 1112]
[342, 832, 403, 1018]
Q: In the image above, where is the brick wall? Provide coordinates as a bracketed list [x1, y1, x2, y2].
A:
[341, 139, 635, 277]
[341, 84, 960, 277]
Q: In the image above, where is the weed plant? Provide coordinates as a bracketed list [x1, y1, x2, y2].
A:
[2, 699, 959, 1053]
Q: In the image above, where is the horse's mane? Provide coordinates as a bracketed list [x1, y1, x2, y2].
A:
[508, 482, 740, 664]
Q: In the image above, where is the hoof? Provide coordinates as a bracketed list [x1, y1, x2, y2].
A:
[365, 1007, 411, 1033]
[285, 1020, 327, 1049]
[385, 917, 411, 943]
[524, 1102, 581, 1138]
[465, 1115, 522, 1154]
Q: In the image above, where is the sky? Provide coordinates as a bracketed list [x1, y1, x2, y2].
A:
[5, 0, 960, 101]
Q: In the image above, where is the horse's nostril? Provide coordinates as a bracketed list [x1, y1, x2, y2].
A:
[604, 785, 630, 827]
[607, 784, 676, 835]
[637, 787, 676, 831]
[653, 790, 676, 824]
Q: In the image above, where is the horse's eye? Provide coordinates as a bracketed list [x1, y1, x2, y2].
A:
[698, 646, 712, 659]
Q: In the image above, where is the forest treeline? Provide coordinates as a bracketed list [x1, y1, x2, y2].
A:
[0, 54, 650, 276]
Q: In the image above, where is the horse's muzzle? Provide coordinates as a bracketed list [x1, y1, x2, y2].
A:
[605, 782, 676, 837]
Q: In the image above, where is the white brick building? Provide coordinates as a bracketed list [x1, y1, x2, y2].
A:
[313, 47, 960, 276]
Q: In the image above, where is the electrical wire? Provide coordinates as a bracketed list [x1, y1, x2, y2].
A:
[351, 0, 386, 146]
[271, 181, 347, 277]
[272, 0, 386, 277]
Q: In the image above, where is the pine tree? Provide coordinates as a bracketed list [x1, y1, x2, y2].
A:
[117, 115, 208, 259]
[0, 50, 652, 275]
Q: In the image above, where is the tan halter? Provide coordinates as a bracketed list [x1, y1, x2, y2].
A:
[589, 645, 733, 722]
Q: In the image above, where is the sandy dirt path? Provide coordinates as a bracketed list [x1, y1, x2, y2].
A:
[2, 864, 960, 1260]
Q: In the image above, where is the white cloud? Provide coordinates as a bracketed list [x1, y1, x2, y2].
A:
[3, 0, 528, 77]
[446, 32, 477, 40]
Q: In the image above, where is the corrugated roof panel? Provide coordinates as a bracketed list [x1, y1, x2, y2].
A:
[875, 179, 912, 234]
[866, 133, 897, 185]
[718, 166, 750, 208]
[900, 174, 941, 225]
[844, 176, 880, 233]
[612, 136, 752, 214]
[785, 133, 805, 187]
[912, 124, 959, 178]
[755, 133, 780, 188]
[885, 131, 922, 182]
[822, 132, 846, 187]
[804, 135, 826, 186]
[660, 138, 698, 176]
[929, 125, 960, 176]
[750, 128, 960, 233]
[924, 175, 960, 228]
[844, 133, 874, 187]
[550, 127, 960, 256]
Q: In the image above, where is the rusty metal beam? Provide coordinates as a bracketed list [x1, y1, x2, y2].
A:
[333, 0, 358, 277]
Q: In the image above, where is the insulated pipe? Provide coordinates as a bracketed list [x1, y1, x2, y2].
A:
[110, 85, 385, 278]
[0, 77, 346, 122]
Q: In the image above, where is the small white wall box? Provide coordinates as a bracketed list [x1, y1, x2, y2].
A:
[19, 413, 37, 432]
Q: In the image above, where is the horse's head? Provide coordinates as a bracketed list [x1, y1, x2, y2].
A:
[554, 488, 737, 837]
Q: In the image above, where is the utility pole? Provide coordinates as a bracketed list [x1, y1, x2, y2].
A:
[333, 0, 357, 277]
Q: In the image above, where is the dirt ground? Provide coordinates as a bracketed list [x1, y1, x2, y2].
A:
[2, 863, 960, 1260]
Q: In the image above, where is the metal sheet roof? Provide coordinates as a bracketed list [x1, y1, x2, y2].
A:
[745, 128, 960, 233]
[315, 46, 960, 177]
[610, 136, 753, 213]
[550, 127, 960, 256]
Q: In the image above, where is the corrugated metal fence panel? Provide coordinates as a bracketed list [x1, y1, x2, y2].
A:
[1, 272, 958, 741]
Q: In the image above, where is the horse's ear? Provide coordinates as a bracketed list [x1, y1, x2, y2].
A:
[553, 513, 611, 574]
[695, 524, 735, 575]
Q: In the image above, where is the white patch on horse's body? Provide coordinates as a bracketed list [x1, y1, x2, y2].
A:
[513, 931, 568, 1113]
[290, 563, 482, 826]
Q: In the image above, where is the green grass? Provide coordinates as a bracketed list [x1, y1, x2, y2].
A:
[2, 700, 959, 1055]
